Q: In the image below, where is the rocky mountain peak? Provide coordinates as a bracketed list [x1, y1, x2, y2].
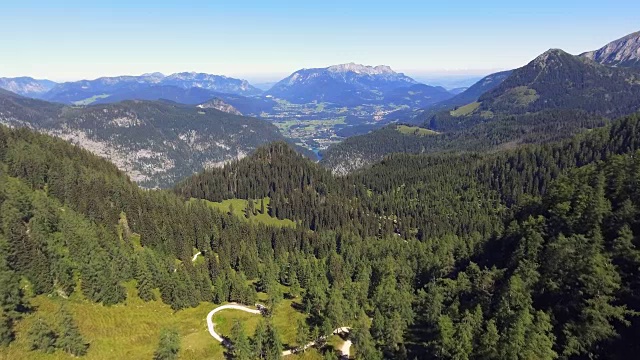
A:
[327, 63, 397, 75]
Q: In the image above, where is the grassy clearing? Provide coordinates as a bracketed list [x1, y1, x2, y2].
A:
[495, 86, 539, 107]
[450, 101, 480, 117]
[1, 282, 334, 360]
[2, 282, 222, 360]
[190, 197, 296, 228]
[72, 94, 110, 106]
[396, 125, 438, 137]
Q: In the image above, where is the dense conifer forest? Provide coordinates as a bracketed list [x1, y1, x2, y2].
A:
[3, 112, 640, 358]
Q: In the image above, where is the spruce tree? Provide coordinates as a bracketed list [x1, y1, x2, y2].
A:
[295, 318, 310, 351]
[28, 317, 58, 353]
[289, 272, 301, 298]
[230, 320, 253, 360]
[252, 319, 267, 359]
[57, 308, 89, 356]
[0, 313, 13, 347]
[265, 321, 283, 360]
[153, 328, 180, 360]
[136, 258, 156, 302]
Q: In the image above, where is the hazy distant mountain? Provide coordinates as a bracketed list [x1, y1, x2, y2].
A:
[382, 83, 453, 108]
[321, 40, 640, 175]
[0, 89, 297, 188]
[253, 82, 278, 91]
[197, 98, 242, 115]
[92, 85, 217, 105]
[41, 72, 261, 104]
[0, 77, 57, 97]
[417, 70, 513, 117]
[581, 30, 640, 68]
[159, 72, 262, 95]
[448, 87, 468, 95]
[266, 63, 438, 106]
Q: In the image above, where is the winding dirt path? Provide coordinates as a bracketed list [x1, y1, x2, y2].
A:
[206, 303, 262, 342]
[205, 303, 352, 357]
[191, 251, 202, 262]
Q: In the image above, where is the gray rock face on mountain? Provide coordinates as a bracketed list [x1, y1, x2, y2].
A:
[581, 31, 640, 68]
[197, 98, 242, 115]
[0, 89, 290, 188]
[160, 72, 261, 95]
[0, 77, 57, 97]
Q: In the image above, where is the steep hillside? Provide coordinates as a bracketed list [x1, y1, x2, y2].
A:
[0, 90, 293, 187]
[474, 49, 640, 117]
[581, 30, 640, 68]
[0, 77, 57, 97]
[421, 70, 512, 116]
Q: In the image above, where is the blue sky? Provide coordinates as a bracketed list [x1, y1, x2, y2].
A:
[1, 0, 638, 82]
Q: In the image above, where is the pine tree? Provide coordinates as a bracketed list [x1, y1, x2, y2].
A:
[352, 310, 382, 360]
[0, 235, 28, 346]
[0, 313, 14, 347]
[323, 348, 337, 360]
[253, 319, 267, 359]
[289, 272, 301, 298]
[136, 257, 156, 302]
[295, 318, 310, 351]
[56, 308, 89, 356]
[230, 320, 253, 360]
[478, 319, 500, 359]
[153, 328, 180, 360]
[265, 321, 283, 360]
[28, 317, 58, 353]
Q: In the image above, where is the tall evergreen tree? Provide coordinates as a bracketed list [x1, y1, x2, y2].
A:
[28, 317, 58, 353]
[153, 328, 180, 360]
[56, 308, 89, 356]
[230, 320, 253, 360]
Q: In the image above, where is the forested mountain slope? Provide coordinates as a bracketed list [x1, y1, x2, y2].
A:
[176, 113, 640, 358]
[0, 89, 297, 188]
[413, 69, 513, 122]
[3, 111, 640, 358]
[321, 44, 640, 174]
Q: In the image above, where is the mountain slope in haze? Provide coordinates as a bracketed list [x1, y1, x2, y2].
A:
[85, 84, 277, 115]
[0, 89, 295, 188]
[197, 97, 242, 115]
[426, 70, 512, 113]
[321, 36, 640, 174]
[265, 63, 453, 106]
[0, 76, 57, 97]
[448, 87, 468, 95]
[581, 30, 640, 68]
[91, 84, 217, 105]
[41, 72, 261, 104]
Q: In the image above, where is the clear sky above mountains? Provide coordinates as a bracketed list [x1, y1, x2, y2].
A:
[1, 0, 639, 82]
